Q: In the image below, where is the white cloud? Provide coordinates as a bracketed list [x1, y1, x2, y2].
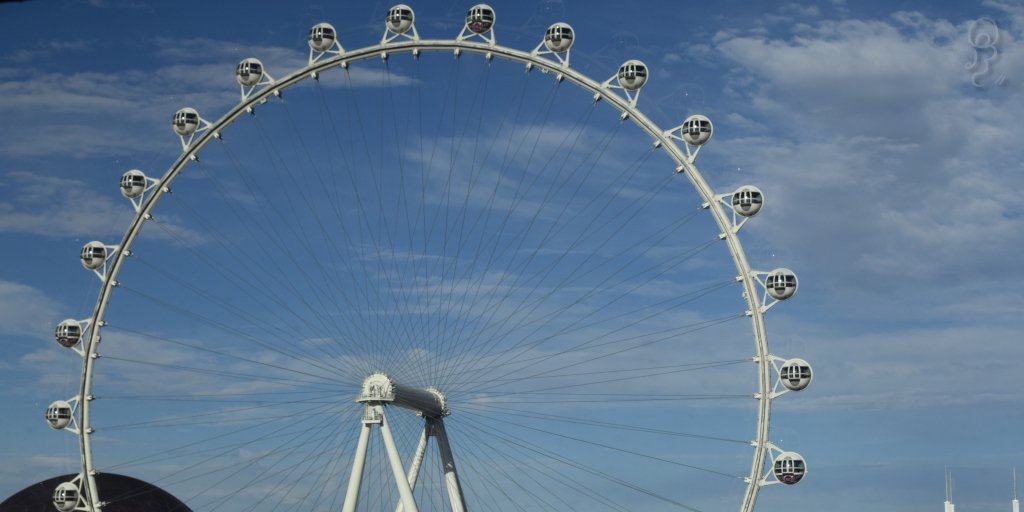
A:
[694, 11, 1024, 420]
[709, 12, 1024, 294]
[0, 36, 418, 160]
[0, 171, 205, 246]
[0, 280, 62, 341]
[0, 170, 137, 238]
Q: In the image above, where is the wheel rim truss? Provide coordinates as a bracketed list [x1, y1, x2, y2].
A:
[66, 27, 804, 512]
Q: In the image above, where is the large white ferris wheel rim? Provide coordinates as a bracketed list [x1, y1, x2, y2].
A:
[77, 38, 773, 512]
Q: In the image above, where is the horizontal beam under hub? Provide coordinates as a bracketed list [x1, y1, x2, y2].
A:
[359, 373, 449, 418]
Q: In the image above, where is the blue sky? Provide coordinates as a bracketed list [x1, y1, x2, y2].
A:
[1, 1, 1023, 511]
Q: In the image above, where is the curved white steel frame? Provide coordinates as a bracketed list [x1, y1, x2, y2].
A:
[67, 32, 796, 512]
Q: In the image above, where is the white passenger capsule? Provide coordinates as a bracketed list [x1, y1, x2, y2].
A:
[46, 400, 74, 430]
[616, 60, 648, 91]
[172, 108, 201, 137]
[681, 114, 713, 146]
[779, 358, 813, 391]
[543, 22, 574, 53]
[765, 268, 798, 301]
[120, 169, 147, 199]
[53, 481, 80, 512]
[386, 4, 415, 34]
[466, 4, 495, 34]
[236, 58, 264, 87]
[80, 241, 107, 271]
[308, 22, 337, 52]
[773, 451, 807, 485]
[55, 319, 83, 348]
[731, 185, 763, 218]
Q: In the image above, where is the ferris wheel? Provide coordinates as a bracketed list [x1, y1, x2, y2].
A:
[45, 4, 813, 511]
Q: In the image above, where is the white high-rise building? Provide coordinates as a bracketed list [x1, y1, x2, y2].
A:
[1013, 467, 1019, 512]
[945, 469, 955, 512]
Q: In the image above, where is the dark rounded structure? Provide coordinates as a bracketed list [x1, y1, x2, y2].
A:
[0, 473, 192, 512]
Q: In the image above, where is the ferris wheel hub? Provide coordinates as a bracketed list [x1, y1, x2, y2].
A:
[358, 373, 449, 418]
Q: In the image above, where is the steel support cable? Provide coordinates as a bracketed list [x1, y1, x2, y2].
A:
[474, 312, 746, 394]
[436, 166, 684, 372]
[437, 97, 597, 345]
[273, 99, 398, 362]
[123, 254, 361, 374]
[312, 80, 402, 363]
[474, 273, 734, 380]
[208, 409, 348, 512]
[113, 284, 356, 382]
[454, 456, 509, 511]
[422, 70, 536, 374]
[107, 290, 356, 385]
[445, 275, 734, 383]
[457, 412, 705, 512]
[435, 110, 632, 384]
[97, 355, 348, 396]
[458, 402, 750, 444]
[434, 69, 542, 340]
[421, 78, 564, 357]
[380, 59, 432, 384]
[98, 393, 345, 431]
[175, 409, 341, 507]
[439, 175, 699, 386]
[246, 117, 378, 366]
[102, 400, 342, 505]
[438, 201, 703, 383]
[448, 244, 729, 388]
[183, 152, 365, 355]
[102, 325, 351, 392]
[457, 358, 748, 385]
[428, 102, 604, 387]
[145, 204, 360, 370]
[430, 60, 501, 382]
[464, 410, 743, 480]
[455, 419, 631, 512]
[462, 360, 750, 399]
[360, 61, 426, 377]
[185, 153, 361, 360]
[100, 403, 342, 507]
[451, 424, 568, 511]
[156, 169, 366, 378]
[102, 400, 354, 472]
[341, 67, 406, 368]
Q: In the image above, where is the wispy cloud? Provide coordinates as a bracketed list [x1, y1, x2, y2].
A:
[0, 280, 62, 340]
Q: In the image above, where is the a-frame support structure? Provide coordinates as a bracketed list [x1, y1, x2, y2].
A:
[342, 374, 467, 512]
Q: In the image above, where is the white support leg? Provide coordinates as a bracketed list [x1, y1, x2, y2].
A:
[396, 420, 432, 512]
[342, 418, 374, 512]
[380, 407, 420, 512]
[433, 419, 468, 512]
